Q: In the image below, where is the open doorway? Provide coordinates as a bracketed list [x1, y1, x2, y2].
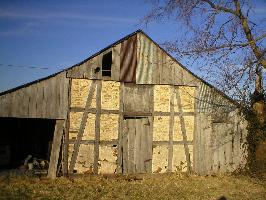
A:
[0, 117, 56, 170]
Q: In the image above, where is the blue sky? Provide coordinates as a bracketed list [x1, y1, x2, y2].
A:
[0, 0, 265, 92]
[0, 0, 179, 92]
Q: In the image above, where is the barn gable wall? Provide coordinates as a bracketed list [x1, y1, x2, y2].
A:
[0, 30, 248, 175]
[0, 72, 69, 119]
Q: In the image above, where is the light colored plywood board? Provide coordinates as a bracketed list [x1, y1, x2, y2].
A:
[83, 114, 96, 140]
[100, 114, 119, 141]
[68, 112, 95, 140]
[152, 145, 168, 173]
[174, 86, 195, 113]
[68, 144, 94, 173]
[98, 146, 117, 174]
[153, 116, 169, 141]
[69, 112, 82, 132]
[172, 145, 193, 172]
[101, 81, 120, 110]
[70, 79, 97, 108]
[173, 116, 194, 141]
[154, 85, 170, 112]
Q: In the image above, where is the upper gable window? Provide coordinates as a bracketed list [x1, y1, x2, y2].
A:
[102, 51, 112, 77]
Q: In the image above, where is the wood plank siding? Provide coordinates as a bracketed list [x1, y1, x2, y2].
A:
[0, 72, 69, 119]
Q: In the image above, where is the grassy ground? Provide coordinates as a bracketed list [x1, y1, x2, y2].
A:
[0, 173, 265, 200]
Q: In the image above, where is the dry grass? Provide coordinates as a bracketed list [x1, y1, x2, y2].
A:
[0, 173, 265, 200]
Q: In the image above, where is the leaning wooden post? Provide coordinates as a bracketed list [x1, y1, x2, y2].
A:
[47, 119, 65, 179]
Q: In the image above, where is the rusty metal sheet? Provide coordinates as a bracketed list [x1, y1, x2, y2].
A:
[119, 35, 137, 83]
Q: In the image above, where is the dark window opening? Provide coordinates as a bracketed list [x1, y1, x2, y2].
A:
[102, 51, 112, 77]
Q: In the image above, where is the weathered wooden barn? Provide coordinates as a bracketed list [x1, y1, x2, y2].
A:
[0, 30, 248, 178]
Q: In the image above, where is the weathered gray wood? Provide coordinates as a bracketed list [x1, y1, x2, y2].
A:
[135, 119, 142, 172]
[67, 140, 191, 147]
[62, 78, 72, 175]
[28, 84, 37, 117]
[70, 108, 195, 117]
[35, 82, 44, 118]
[193, 87, 199, 173]
[0, 72, 69, 119]
[111, 44, 121, 81]
[122, 119, 128, 173]
[147, 86, 154, 172]
[123, 84, 153, 113]
[176, 87, 192, 173]
[143, 117, 152, 173]
[153, 141, 194, 145]
[66, 56, 102, 79]
[69, 80, 96, 174]
[47, 119, 65, 179]
[122, 117, 152, 174]
[128, 119, 135, 173]
[117, 83, 124, 173]
[168, 86, 174, 172]
[68, 140, 118, 145]
[93, 80, 102, 174]
[70, 107, 119, 114]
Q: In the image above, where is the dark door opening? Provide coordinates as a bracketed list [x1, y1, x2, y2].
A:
[121, 117, 152, 174]
[0, 117, 55, 170]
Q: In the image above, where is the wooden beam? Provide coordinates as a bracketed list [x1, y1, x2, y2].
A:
[176, 87, 192, 173]
[62, 78, 72, 175]
[93, 80, 102, 174]
[70, 107, 195, 117]
[153, 141, 193, 145]
[47, 119, 65, 179]
[167, 86, 174, 172]
[68, 80, 96, 174]
[193, 87, 199, 173]
[148, 85, 154, 173]
[117, 83, 124, 173]
[68, 139, 118, 145]
[70, 107, 119, 115]
[123, 112, 152, 117]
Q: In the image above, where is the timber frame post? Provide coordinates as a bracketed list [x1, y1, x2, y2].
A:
[47, 119, 65, 179]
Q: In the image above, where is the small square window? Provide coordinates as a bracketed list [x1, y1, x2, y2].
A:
[102, 51, 112, 77]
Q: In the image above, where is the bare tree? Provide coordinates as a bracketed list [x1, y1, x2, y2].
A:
[143, 0, 266, 171]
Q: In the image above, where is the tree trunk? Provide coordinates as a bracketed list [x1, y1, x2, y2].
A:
[251, 68, 266, 171]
